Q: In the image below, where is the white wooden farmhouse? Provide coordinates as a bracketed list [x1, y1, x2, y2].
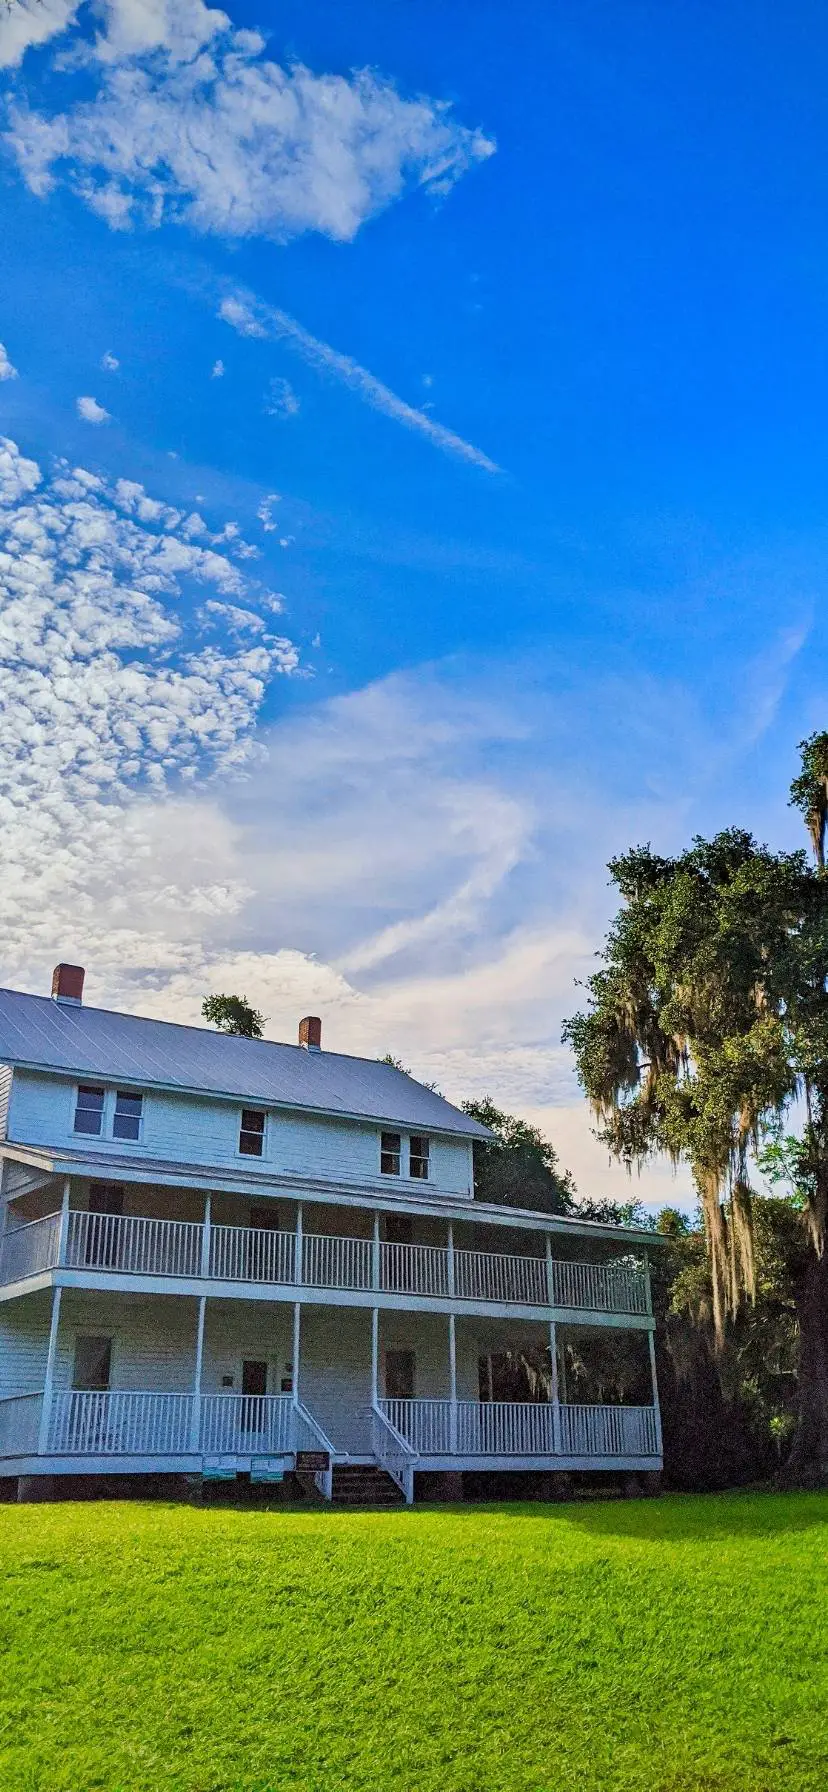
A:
[0, 965, 662, 1502]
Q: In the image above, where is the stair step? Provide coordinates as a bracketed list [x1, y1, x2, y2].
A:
[331, 1465, 405, 1507]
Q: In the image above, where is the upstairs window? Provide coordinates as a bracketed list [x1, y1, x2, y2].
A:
[74, 1085, 104, 1136]
[113, 1091, 142, 1142]
[239, 1108, 265, 1157]
[409, 1136, 430, 1180]
[380, 1131, 401, 1175]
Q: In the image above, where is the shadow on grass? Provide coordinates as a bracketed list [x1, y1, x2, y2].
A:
[399, 1489, 828, 1542]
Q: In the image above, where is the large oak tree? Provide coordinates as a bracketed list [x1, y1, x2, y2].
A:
[564, 735, 828, 1478]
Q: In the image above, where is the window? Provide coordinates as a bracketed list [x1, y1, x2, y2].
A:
[74, 1085, 105, 1136]
[112, 1091, 142, 1141]
[72, 1335, 112, 1391]
[239, 1108, 265, 1157]
[380, 1131, 401, 1175]
[409, 1135, 430, 1180]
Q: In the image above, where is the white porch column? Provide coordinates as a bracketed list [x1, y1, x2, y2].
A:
[295, 1203, 304, 1285]
[448, 1312, 458, 1453]
[447, 1220, 455, 1297]
[372, 1211, 380, 1292]
[199, 1194, 211, 1278]
[371, 1306, 379, 1406]
[189, 1295, 206, 1451]
[546, 1235, 561, 1452]
[292, 1300, 301, 1406]
[647, 1327, 663, 1456]
[57, 1176, 71, 1266]
[37, 1284, 63, 1455]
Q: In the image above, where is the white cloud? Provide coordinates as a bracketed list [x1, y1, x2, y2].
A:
[76, 394, 111, 423]
[0, 342, 18, 382]
[257, 493, 280, 531]
[0, 0, 78, 71]
[7, 13, 494, 243]
[220, 290, 498, 472]
[210, 359, 225, 379]
[100, 350, 119, 371]
[264, 376, 300, 420]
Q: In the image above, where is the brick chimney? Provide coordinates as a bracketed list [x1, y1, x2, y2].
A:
[51, 963, 85, 1006]
[298, 1015, 322, 1052]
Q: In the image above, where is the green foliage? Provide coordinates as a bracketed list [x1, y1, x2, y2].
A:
[461, 1096, 577, 1213]
[790, 730, 828, 869]
[201, 992, 265, 1038]
[2, 1498, 828, 1791]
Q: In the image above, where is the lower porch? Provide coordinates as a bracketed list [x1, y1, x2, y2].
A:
[0, 1291, 662, 1497]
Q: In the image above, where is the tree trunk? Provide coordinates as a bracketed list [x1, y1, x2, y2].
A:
[785, 1239, 828, 1483]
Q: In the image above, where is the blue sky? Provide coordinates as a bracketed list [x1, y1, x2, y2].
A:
[1, 0, 826, 1206]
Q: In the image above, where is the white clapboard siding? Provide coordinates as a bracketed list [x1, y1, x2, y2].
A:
[0, 1065, 12, 1142]
[8, 1070, 473, 1196]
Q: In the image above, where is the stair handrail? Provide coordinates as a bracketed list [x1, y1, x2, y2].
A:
[292, 1400, 336, 1499]
[369, 1401, 417, 1504]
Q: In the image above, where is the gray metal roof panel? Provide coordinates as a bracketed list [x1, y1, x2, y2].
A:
[0, 988, 490, 1138]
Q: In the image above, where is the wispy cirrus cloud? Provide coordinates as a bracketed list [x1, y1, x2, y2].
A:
[4, 1, 494, 243]
[219, 292, 499, 473]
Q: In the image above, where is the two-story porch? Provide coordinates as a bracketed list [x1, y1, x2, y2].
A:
[0, 1147, 663, 1500]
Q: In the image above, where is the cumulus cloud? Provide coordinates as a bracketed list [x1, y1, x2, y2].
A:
[220, 290, 498, 472]
[6, 7, 494, 243]
[210, 358, 225, 378]
[0, 342, 18, 382]
[264, 376, 300, 419]
[0, 0, 78, 71]
[0, 430, 299, 990]
[100, 350, 119, 371]
[76, 394, 110, 423]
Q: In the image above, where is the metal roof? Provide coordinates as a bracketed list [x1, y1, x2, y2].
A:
[0, 988, 490, 1139]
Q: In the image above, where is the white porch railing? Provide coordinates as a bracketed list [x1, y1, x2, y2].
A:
[302, 1232, 373, 1290]
[0, 1392, 43, 1455]
[380, 1398, 660, 1460]
[200, 1393, 294, 1456]
[65, 1212, 202, 1278]
[0, 1212, 62, 1282]
[0, 1210, 650, 1317]
[210, 1225, 296, 1284]
[455, 1248, 548, 1306]
[551, 1259, 649, 1315]
[48, 1390, 194, 1455]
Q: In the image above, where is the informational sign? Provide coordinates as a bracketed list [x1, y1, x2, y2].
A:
[296, 1450, 330, 1472]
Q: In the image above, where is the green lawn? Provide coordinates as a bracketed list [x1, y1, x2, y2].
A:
[1, 1492, 827, 1792]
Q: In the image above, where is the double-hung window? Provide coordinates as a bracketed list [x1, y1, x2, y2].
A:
[239, 1109, 266, 1157]
[74, 1085, 105, 1136]
[380, 1131, 401, 1175]
[409, 1135, 430, 1180]
[113, 1091, 142, 1141]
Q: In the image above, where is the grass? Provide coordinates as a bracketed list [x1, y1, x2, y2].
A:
[1, 1493, 827, 1792]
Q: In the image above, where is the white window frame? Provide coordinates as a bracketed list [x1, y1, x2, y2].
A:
[71, 1085, 145, 1147]
[237, 1107, 268, 1160]
[380, 1130, 402, 1176]
[408, 1135, 430, 1181]
[69, 1327, 118, 1392]
[111, 1089, 144, 1145]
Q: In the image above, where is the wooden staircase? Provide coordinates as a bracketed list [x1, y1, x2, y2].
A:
[330, 1464, 406, 1507]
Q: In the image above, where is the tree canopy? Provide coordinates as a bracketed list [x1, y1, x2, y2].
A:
[201, 993, 265, 1039]
[461, 1096, 577, 1214]
[564, 733, 828, 1476]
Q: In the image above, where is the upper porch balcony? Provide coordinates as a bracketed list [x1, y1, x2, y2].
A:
[0, 1203, 653, 1323]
